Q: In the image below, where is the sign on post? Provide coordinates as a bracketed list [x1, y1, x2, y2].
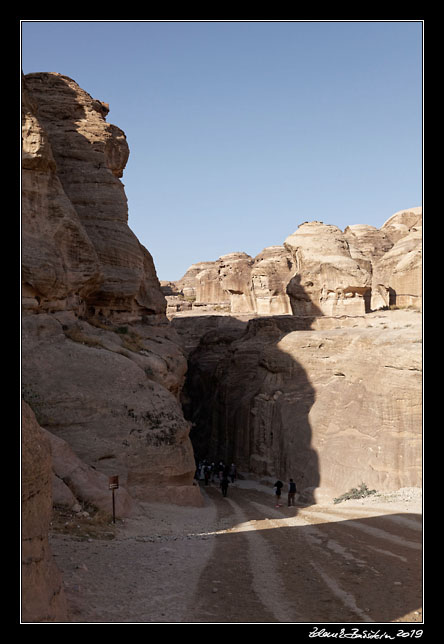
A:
[109, 476, 119, 490]
[109, 476, 119, 523]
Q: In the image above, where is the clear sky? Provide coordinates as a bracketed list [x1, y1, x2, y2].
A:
[21, 20, 423, 281]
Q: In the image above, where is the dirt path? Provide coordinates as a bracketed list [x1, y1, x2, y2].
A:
[50, 481, 422, 623]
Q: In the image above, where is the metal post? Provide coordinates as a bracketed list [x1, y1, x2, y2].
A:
[109, 475, 119, 524]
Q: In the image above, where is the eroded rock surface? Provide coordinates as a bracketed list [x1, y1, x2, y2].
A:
[21, 401, 68, 622]
[164, 208, 422, 318]
[21, 70, 422, 622]
[22, 72, 166, 322]
[179, 310, 422, 503]
[21, 72, 199, 519]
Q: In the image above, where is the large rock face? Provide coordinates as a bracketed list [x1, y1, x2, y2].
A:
[180, 310, 422, 503]
[163, 246, 294, 316]
[167, 209, 422, 502]
[21, 72, 199, 510]
[22, 72, 166, 322]
[164, 208, 422, 318]
[284, 222, 373, 316]
[21, 401, 68, 622]
[371, 208, 422, 310]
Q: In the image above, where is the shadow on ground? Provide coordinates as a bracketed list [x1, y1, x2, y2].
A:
[188, 484, 422, 624]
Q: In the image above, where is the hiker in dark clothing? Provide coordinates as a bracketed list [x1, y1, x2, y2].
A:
[220, 474, 229, 497]
[274, 480, 284, 507]
[288, 478, 297, 506]
[229, 463, 237, 483]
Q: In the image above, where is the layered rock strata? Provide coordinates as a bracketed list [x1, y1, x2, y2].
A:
[22, 72, 166, 322]
[370, 208, 422, 310]
[179, 310, 422, 503]
[283, 221, 372, 316]
[21, 73, 200, 515]
[163, 208, 422, 318]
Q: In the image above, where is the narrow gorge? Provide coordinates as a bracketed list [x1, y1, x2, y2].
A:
[21, 73, 422, 623]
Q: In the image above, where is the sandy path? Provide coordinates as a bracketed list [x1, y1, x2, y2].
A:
[50, 481, 422, 623]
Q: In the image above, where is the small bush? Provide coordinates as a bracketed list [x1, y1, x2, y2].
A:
[333, 482, 377, 504]
[50, 503, 116, 540]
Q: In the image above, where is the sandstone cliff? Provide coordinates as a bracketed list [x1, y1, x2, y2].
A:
[22, 72, 166, 322]
[22, 72, 200, 506]
[163, 208, 422, 318]
[169, 212, 422, 503]
[21, 70, 422, 621]
[178, 309, 422, 504]
[21, 73, 203, 619]
[21, 401, 68, 622]
[22, 71, 205, 618]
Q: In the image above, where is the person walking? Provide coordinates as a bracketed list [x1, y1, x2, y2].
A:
[220, 474, 229, 498]
[229, 463, 237, 483]
[288, 478, 297, 506]
[274, 480, 283, 507]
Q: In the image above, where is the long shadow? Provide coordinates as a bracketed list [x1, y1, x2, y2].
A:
[175, 279, 323, 505]
[189, 485, 422, 624]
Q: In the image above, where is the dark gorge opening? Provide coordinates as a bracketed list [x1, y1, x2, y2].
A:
[173, 313, 321, 505]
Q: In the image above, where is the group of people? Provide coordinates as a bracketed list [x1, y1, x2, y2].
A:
[195, 459, 237, 496]
[194, 459, 299, 505]
[273, 478, 298, 507]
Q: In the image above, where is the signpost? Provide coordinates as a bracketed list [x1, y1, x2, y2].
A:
[109, 476, 119, 524]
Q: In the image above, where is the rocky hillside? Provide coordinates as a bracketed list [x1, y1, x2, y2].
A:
[162, 208, 422, 317]
[176, 309, 422, 504]
[21, 73, 200, 621]
[21, 70, 422, 622]
[162, 204, 422, 505]
[167, 207, 422, 503]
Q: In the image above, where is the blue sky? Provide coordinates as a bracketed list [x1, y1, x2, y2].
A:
[21, 20, 423, 281]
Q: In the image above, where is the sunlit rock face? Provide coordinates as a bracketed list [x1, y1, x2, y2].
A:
[370, 208, 422, 311]
[21, 72, 199, 511]
[284, 221, 373, 316]
[179, 309, 422, 503]
[165, 208, 422, 319]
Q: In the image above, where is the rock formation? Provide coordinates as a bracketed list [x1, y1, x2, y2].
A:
[21, 69, 422, 621]
[162, 247, 294, 316]
[370, 208, 422, 310]
[22, 72, 166, 322]
[22, 71, 205, 618]
[163, 208, 422, 318]
[284, 221, 372, 316]
[170, 211, 422, 503]
[179, 309, 422, 503]
[21, 66, 201, 584]
[21, 401, 68, 622]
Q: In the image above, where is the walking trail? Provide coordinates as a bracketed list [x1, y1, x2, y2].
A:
[49, 479, 422, 623]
